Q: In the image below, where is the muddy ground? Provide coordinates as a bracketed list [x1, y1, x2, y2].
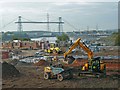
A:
[2, 59, 120, 88]
[2, 49, 120, 89]
[2, 65, 119, 88]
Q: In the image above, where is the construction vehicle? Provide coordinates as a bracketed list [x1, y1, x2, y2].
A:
[44, 38, 106, 81]
[44, 64, 73, 81]
[64, 38, 106, 77]
[44, 47, 62, 54]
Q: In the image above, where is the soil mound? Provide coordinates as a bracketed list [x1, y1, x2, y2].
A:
[2, 62, 20, 79]
[72, 59, 87, 66]
[9, 59, 18, 66]
[34, 59, 49, 66]
[64, 59, 88, 67]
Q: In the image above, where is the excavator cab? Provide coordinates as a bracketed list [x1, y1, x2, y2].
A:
[83, 57, 103, 72]
[81, 57, 106, 77]
[90, 57, 101, 72]
[91, 57, 106, 73]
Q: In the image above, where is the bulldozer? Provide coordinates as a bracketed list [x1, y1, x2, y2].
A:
[63, 38, 106, 77]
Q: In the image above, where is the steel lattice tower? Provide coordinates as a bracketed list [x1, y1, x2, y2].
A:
[58, 17, 63, 34]
[17, 16, 23, 32]
[47, 13, 49, 32]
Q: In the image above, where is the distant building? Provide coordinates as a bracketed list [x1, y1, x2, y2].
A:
[2, 50, 9, 59]
[2, 40, 41, 50]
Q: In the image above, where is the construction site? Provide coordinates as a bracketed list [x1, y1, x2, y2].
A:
[0, 2, 119, 88]
[1, 37, 119, 88]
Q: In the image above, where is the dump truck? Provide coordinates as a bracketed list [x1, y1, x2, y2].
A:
[44, 64, 73, 81]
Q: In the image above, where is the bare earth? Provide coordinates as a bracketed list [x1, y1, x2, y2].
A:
[2, 49, 120, 89]
[2, 66, 119, 88]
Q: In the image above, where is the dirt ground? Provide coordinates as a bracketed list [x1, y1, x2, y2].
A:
[2, 59, 120, 88]
[2, 65, 119, 88]
[2, 49, 120, 89]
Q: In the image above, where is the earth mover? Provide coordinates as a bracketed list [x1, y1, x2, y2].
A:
[44, 64, 73, 81]
[44, 47, 62, 54]
[44, 38, 106, 81]
[63, 38, 106, 77]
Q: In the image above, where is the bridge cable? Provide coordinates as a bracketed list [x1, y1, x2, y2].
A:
[21, 17, 35, 22]
[62, 18, 79, 31]
[1, 17, 18, 29]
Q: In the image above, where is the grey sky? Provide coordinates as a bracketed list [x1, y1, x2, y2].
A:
[0, 2, 118, 32]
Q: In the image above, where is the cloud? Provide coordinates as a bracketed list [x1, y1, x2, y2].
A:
[1, 2, 53, 17]
[0, 0, 119, 2]
[0, 2, 118, 32]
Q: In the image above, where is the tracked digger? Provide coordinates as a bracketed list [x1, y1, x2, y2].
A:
[64, 38, 106, 77]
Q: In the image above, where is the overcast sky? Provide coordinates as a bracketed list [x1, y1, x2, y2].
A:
[0, 1, 118, 32]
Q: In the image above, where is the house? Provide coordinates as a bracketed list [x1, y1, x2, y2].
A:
[2, 50, 9, 59]
[2, 40, 45, 50]
[18, 41, 40, 50]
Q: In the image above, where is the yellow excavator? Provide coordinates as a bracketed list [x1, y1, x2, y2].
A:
[64, 38, 106, 77]
[44, 47, 62, 54]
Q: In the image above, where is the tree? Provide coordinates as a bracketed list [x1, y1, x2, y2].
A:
[115, 32, 120, 46]
[56, 33, 69, 46]
[22, 38, 31, 41]
[12, 37, 31, 41]
[56, 33, 69, 42]
[12, 32, 31, 41]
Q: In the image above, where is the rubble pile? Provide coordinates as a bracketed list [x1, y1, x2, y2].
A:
[2, 62, 20, 79]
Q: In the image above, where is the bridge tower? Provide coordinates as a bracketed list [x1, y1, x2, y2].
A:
[47, 13, 49, 32]
[87, 26, 89, 31]
[17, 16, 23, 32]
[96, 24, 98, 31]
[58, 17, 63, 34]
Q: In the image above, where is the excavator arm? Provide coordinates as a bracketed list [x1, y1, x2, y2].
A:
[78, 41, 93, 60]
[64, 38, 80, 58]
[64, 38, 93, 60]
